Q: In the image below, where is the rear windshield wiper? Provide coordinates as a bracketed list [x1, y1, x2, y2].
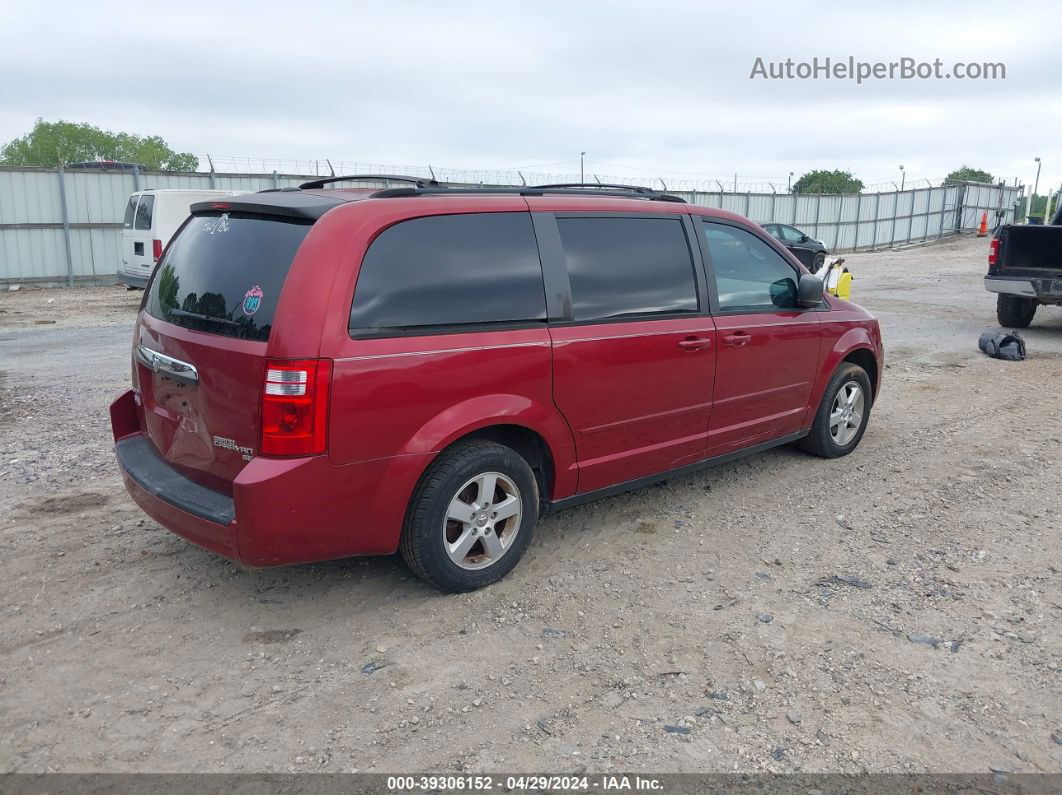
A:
[168, 308, 242, 327]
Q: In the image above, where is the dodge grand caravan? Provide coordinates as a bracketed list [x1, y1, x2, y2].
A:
[110, 176, 883, 592]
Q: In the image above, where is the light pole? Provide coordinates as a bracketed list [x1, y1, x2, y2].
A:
[580, 151, 586, 183]
[1032, 157, 1042, 215]
[899, 164, 905, 192]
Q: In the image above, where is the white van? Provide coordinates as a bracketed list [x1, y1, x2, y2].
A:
[120, 189, 243, 287]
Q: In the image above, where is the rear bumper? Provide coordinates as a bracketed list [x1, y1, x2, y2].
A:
[117, 270, 150, 288]
[985, 275, 1062, 301]
[110, 390, 431, 567]
[985, 276, 1037, 297]
[117, 436, 234, 524]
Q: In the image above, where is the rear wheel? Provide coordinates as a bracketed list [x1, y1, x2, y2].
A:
[798, 363, 873, 458]
[996, 294, 1037, 328]
[400, 440, 538, 592]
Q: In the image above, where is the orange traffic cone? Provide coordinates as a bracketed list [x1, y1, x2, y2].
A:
[977, 211, 988, 237]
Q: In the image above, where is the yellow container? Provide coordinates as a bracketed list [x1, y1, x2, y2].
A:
[821, 259, 853, 301]
[833, 270, 852, 301]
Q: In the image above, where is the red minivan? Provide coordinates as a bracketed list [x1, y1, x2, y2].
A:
[110, 177, 883, 592]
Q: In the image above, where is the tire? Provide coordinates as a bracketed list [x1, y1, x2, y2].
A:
[996, 294, 1037, 329]
[798, 363, 873, 459]
[811, 252, 826, 273]
[399, 440, 539, 593]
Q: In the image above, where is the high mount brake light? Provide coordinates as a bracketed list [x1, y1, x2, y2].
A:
[260, 359, 332, 456]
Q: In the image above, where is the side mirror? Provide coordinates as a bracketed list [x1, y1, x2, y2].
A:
[797, 274, 824, 308]
[799, 234, 810, 243]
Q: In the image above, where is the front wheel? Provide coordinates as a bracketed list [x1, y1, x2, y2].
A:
[799, 363, 873, 458]
[400, 440, 538, 592]
[811, 252, 826, 273]
[996, 294, 1037, 328]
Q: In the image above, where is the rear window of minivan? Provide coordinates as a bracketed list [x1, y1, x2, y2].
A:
[144, 212, 311, 342]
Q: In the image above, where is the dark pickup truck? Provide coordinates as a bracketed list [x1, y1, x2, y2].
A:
[985, 204, 1062, 327]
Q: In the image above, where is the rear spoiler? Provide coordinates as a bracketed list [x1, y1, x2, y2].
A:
[190, 191, 349, 220]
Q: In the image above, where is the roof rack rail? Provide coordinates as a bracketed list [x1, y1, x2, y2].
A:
[298, 174, 441, 190]
[529, 182, 655, 194]
[367, 184, 686, 204]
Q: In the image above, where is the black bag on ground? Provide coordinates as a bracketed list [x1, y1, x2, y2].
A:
[978, 330, 1026, 361]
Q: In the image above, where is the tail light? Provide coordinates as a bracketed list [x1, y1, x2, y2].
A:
[152, 239, 163, 262]
[260, 359, 332, 456]
[988, 237, 998, 267]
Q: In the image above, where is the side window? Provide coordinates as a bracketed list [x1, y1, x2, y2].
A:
[701, 221, 799, 311]
[348, 212, 546, 333]
[134, 194, 154, 230]
[556, 217, 699, 322]
[123, 196, 139, 229]
[780, 225, 804, 243]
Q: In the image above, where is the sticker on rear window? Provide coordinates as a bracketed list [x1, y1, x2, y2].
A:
[202, 213, 230, 235]
[242, 284, 264, 316]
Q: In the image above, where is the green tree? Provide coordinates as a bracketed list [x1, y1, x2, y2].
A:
[945, 165, 994, 184]
[1016, 194, 1049, 220]
[791, 169, 863, 194]
[0, 119, 198, 171]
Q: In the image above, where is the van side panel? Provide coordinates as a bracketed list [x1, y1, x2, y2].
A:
[300, 199, 579, 503]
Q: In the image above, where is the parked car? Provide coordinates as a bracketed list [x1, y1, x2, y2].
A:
[985, 202, 1062, 327]
[120, 189, 243, 288]
[110, 177, 883, 592]
[763, 223, 829, 272]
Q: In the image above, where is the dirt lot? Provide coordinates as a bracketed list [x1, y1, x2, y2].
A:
[1, 235, 1060, 774]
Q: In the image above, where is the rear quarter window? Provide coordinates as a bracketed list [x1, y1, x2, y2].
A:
[348, 212, 547, 335]
[144, 212, 311, 342]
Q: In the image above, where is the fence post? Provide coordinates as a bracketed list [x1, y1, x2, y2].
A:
[770, 190, 777, 223]
[937, 186, 945, 240]
[854, 192, 863, 249]
[812, 193, 822, 242]
[56, 166, 75, 288]
[889, 189, 899, 248]
[955, 184, 966, 233]
[871, 192, 881, 250]
[906, 189, 914, 245]
[272, 170, 279, 190]
[132, 164, 142, 192]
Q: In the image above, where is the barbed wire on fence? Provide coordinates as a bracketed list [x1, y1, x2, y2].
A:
[197, 155, 986, 195]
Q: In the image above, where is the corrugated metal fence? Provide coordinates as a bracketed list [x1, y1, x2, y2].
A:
[0, 166, 1023, 285]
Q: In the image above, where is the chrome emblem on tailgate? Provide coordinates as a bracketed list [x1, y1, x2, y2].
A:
[213, 436, 254, 460]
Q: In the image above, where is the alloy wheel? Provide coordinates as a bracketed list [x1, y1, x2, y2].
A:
[443, 472, 523, 570]
[829, 381, 865, 446]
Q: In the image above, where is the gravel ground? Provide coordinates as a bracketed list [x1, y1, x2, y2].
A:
[1, 235, 1060, 774]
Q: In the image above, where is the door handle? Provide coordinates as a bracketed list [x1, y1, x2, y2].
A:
[722, 332, 752, 348]
[677, 336, 711, 351]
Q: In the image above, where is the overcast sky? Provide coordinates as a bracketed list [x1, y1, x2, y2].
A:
[3, 0, 1060, 192]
